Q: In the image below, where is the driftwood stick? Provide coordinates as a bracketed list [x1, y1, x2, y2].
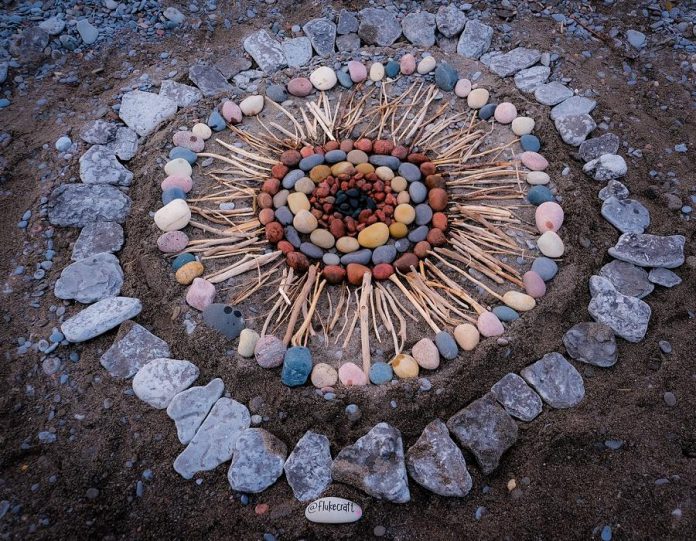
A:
[282, 265, 318, 345]
[359, 271, 372, 376]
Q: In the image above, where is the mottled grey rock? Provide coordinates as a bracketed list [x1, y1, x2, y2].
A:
[583, 154, 627, 181]
[589, 275, 616, 297]
[579, 133, 620, 162]
[243, 30, 287, 73]
[446, 394, 518, 475]
[598, 180, 629, 202]
[54, 252, 123, 303]
[599, 260, 654, 298]
[608, 233, 685, 269]
[588, 288, 651, 342]
[554, 114, 596, 146]
[436, 5, 467, 38]
[282, 37, 313, 68]
[402, 12, 436, 47]
[563, 322, 618, 368]
[550, 96, 597, 121]
[228, 428, 287, 493]
[331, 422, 410, 503]
[79, 145, 132, 186]
[489, 47, 541, 77]
[521, 353, 585, 408]
[174, 397, 250, 479]
[187, 64, 234, 97]
[627, 29, 646, 49]
[490, 373, 543, 421]
[337, 9, 359, 34]
[303, 18, 336, 56]
[72, 222, 124, 260]
[106, 127, 138, 161]
[214, 55, 252, 80]
[99, 321, 171, 379]
[601, 197, 650, 234]
[358, 8, 401, 47]
[648, 268, 682, 288]
[533, 82, 573, 106]
[406, 419, 472, 497]
[39, 16, 66, 36]
[76, 19, 98, 44]
[119, 90, 178, 137]
[159, 79, 203, 107]
[132, 358, 199, 409]
[9, 27, 49, 64]
[80, 120, 117, 145]
[284, 431, 333, 501]
[167, 378, 225, 444]
[48, 184, 131, 227]
[336, 33, 361, 52]
[61, 296, 142, 343]
[456, 19, 493, 59]
[514, 65, 550, 93]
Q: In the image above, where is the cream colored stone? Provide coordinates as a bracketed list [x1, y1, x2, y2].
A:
[369, 62, 385, 81]
[336, 236, 359, 253]
[310, 229, 335, 249]
[239, 95, 264, 116]
[467, 88, 489, 109]
[391, 176, 407, 192]
[454, 323, 480, 351]
[502, 291, 537, 312]
[164, 158, 192, 177]
[537, 231, 564, 257]
[396, 191, 410, 205]
[293, 209, 318, 234]
[192, 123, 212, 140]
[417, 56, 436, 74]
[511, 116, 535, 136]
[526, 171, 550, 185]
[309, 66, 337, 90]
[237, 329, 260, 358]
[390, 354, 419, 378]
[154, 199, 191, 232]
[287, 192, 310, 214]
[310, 363, 338, 388]
[375, 166, 394, 181]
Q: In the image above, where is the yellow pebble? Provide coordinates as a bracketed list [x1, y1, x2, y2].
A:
[502, 291, 536, 312]
[389, 222, 408, 239]
[175, 261, 204, 285]
[331, 161, 355, 176]
[394, 203, 416, 225]
[454, 323, 480, 351]
[287, 192, 310, 214]
[357, 223, 389, 248]
[390, 354, 419, 378]
[311, 363, 338, 388]
[309, 164, 331, 182]
[355, 163, 375, 175]
[391, 176, 407, 192]
[375, 166, 394, 181]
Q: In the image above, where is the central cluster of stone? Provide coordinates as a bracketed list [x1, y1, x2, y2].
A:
[259, 138, 449, 285]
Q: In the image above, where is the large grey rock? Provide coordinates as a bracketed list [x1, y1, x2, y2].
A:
[589, 288, 651, 342]
[337, 10, 359, 34]
[9, 27, 49, 64]
[550, 96, 597, 121]
[132, 358, 198, 409]
[79, 120, 117, 145]
[599, 260, 654, 298]
[583, 154, 627, 181]
[79, 145, 132, 186]
[533, 82, 573, 106]
[336, 33, 360, 52]
[119, 90, 178, 137]
[167, 378, 225, 444]
[54, 252, 123, 303]
[39, 16, 66, 36]
[106, 127, 138, 161]
[303, 18, 336, 56]
[187, 64, 234, 97]
[358, 8, 401, 47]
[228, 429, 287, 493]
[243, 30, 287, 73]
[521, 353, 585, 408]
[456, 20, 493, 59]
[174, 397, 250, 478]
[76, 19, 98, 44]
[598, 180, 629, 202]
[489, 47, 541, 77]
[514, 65, 550, 93]
[601, 197, 650, 234]
[284, 431, 333, 501]
[401, 12, 436, 47]
[282, 37, 313, 68]
[490, 373, 543, 422]
[61, 296, 142, 342]
[563, 322, 618, 368]
[555, 114, 596, 146]
[214, 55, 252, 79]
[589, 275, 616, 298]
[48, 184, 131, 227]
[331, 422, 410, 503]
[99, 321, 171, 379]
[579, 133, 620, 162]
[446, 394, 518, 475]
[436, 5, 467, 38]
[71, 222, 123, 260]
[648, 268, 682, 288]
[405, 419, 472, 497]
[159, 79, 203, 107]
[608, 233, 685, 269]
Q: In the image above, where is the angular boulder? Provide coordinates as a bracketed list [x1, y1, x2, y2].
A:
[520, 353, 585, 408]
[228, 428, 287, 493]
[99, 321, 171, 379]
[284, 431, 333, 501]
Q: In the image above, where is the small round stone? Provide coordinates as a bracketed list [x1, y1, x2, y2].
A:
[375, 166, 395, 181]
[222, 101, 243, 123]
[435, 331, 458, 360]
[390, 354, 419, 378]
[346, 149, 368, 164]
[310, 229, 335, 249]
[238, 329, 260, 358]
[537, 231, 565, 257]
[175, 261, 204, 285]
[467, 88, 489, 109]
[294, 177, 315, 195]
[339, 362, 368, 386]
[299, 154, 325, 171]
[172, 252, 196, 271]
[502, 291, 536, 311]
[454, 323, 480, 350]
[520, 134, 541, 152]
[239, 95, 264, 116]
[526, 171, 550, 185]
[300, 242, 323, 259]
[154, 199, 191, 232]
[347, 60, 367, 83]
[281, 346, 312, 387]
[511, 116, 535, 136]
[412, 338, 440, 370]
[434, 63, 458, 91]
[325, 150, 347, 164]
[293, 210, 318, 234]
[162, 187, 186, 205]
[415, 204, 433, 225]
[396, 192, 410, 205]
[408, 182, 427, 204]
[427, 188, 448, 211]
[417, 56, 436, 74]
[336, 236, 360, 253]
[369, 362, 393, 385]
[162, 175, 193, 193]
[309, 67, 337, 90]
[528, 185, 554, 206]
[369, 62, 385, 81]
[532, 257, 558, 281]
[492, 306, 519, 322]
[372, 245, 397, 265]
[287, 77, 313, 97]
[398, 162, 421, 182]
[494, 102, 517, 124]
[394, 204, 416, 225]
[400, 53, 416, 75]
[322, 253, 340, 266]
[309, 165, 331, 182]
[454, 78, 472, 98]
[535, 201, 564, 233]
[479, 103, 497, 120]
[287, 192, 310, 214]
[391, 176, 408, 192]
[389, 222, 408, 239]
[520, 151, 549, 171]
[407, 225, 429, 243]
[385, 61, 400, 78]
[266, 84, 287, 103]
[311, 363, 338, 388]
[337, 70, 353, 89]
[164, 158, 192, 177]
[357, 223, 389, 248]
[523, 271, 546, 298]
[477, 311, 504, 337]
[192, 123, 212, 140]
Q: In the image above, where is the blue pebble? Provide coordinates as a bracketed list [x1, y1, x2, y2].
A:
[324, 149, 347, 164]
[493, 305, 519, 322]
[479, 103, 497, 120]
[169, 147, 197, 164]
[323, 392, 335, 400]
[299, 242, 323, 259]
[398, 162, 421, 182]
[22, 210, 32, 221]
[274, 206, 293, 225]
[407, 225, 429, 243]
[282, 169, 304, 189]
[162, 187, 187, 204]
[40, 260, 53, 271]
[0, 99, 10, 109]
[340, 249, 372, 266]
[435, 331, 458, 360]
[17, 221, 28, 229]
[281, 346, 312, 387]
[45, 250, 55, 260]
[369, 362, 393, 384]
[69, 352, 80, 362]
[299, 154, 324, 172]
[207, 110, 226, 132]
[336, 70, 353, 89]
[601, 526, 612, 541]
[395, 238, 410, 252]
[59, 374, 69, 385]
[49, 329, 64, 343]
[408, 181, 427, 204]
[172, 253, 196, 271]
[527, 185, 554, 206]
[266, 84, 288, 102]
[284, 226, 301, 247]
[414, 203, 432, 225]
[434, 63, 458, 91]
[531, 257, 558, 281]
[520, 134, 541, 152]
[240, 494, 249, 505]
[372, 245, 396, 265]
[55, 136, 72, 152]
[368, 155, 400, 170]
[385, 61, 400, 78]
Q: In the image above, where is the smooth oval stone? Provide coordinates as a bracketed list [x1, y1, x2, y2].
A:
[293, 210, 318, 234]
[417, 56, 436, 74]
[237, 328, 259, 358]
[494, 102, 517, 124]
[169, 146, 197, 164]
[394, 204, 416, 225]
[385, 60, 400, 78]
[310, 229, 335, 249]
[532, 257, 558, 281]
[287, 192, 311, 214]
[369, 362, 393, 385]
[372, 245, 397, 265]
[337, 70, 353, 88]
[528, 185, 554, 206]
[415, 204, 433, 225]
[375, 166, 395, 181]
[454, 78, 472, 97]
[467, 88, 489, 109]
[435, 331, 458, 360]
[325, 150, 347, 164]
[186, 278, 215, 311]
[300, 242, 323, 259]
[192, 122, 212, 140]
[347, 60, 367, 83]
[175, 261, 204, 285]
[535, 201, 564, 232]
[285, 226, 301, 247]
[400, 53, 416, 75]
[454, 323, 480, 350]
[287, 77, 313, 97]
[512, 116, 535, 136]
[434, 63, 458, 91]
[398, 162, 421, 182]
[164, 158, 192, 177]
[395, 238, 410, 252]
[162, 187, 186, 205]
[338, 362, 368, 386]
[520, 134, 541, 152]
[502, 291, 536, 311]
[340, 249, 372, 266]
[154, 199, 191, 231]
[299, 154, 325, 171]
[173, 131, 204, 152]
[368, 155, 400, 170]
[537, 231, 564, 257]
[254, 335, 286, 368]
[207, 110, 226, 131]
[172, 252, 195, 271]
[520, 151, 549, 171]
[266, 84, 288, 102]
[162, 175, 193, 193]
[283, 169, 304, 189]
[294, 177, 315, 195]
[346, 149, 368, 164]
[202, 303, 245, 339]
[310, 66, 337, 90]
[477, 311, 504, 337]
[526, 171, 550, 185]
[369, 62, 385, 81]
[274, 189, 290, 208]
[336, 236, 360, 253]
[311, 363, 338, 388]
[412, 338, 439, 370]
[357, 223, 389, 248]
[158, 231, 189, 252]
[305, 497, 362, 524]
[275, 206, 294, 225]
[281, 346, 312, 387]
[391, 177, 407, 192]
[479, 103, 497, 120]
[523, 271, 546, 298]
[322, 253, 340, 266]
[391, 353, 419, 378]
[407, 225, 429, 243]
[492, 305, 519, 322]
[239, 95, 264, 116]
[408, 182, 427, 204]
[221, 100, 243, 123]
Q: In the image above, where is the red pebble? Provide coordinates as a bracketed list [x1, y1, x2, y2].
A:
[407, 152, 429, 164]
[432, 212, 448, 231]
[391, 145, 409, 159]
[340, 139, 354, 152]
[258, 208, 275, 225]
[257, 193, 273, 209]
[427, 228, 447, 246]
[329, 220, 345, 238]
[373, 263, 394, 281]
[373, 139, 394, 155]
[323, 265, 346, 284]
[261, 178, 280, 195]
[265, 222, 284, 243]
[300, 146, 314, 158]
[346, 263, 371, 286]
[277, 240, 294, 254]
[271, 163, 289, 179]
[414, 240, 431, 259]
[324, 141, 339, 151]
[354, 138, 373, 152]
[280, 150, 301, 166]
[425, 174, 446, 190]
[428, 188, 448, 211]
[286, 251, 309, 272]
[255, 504, 269, 515]
[420, 162, 436, 176]
[394, 253, 419, 273]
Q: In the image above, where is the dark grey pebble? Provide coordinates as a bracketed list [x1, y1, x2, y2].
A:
[284, 226, 301, 247]
[479, 103, 497, 120]
[202, 304, 245, 339]
[336, 70, 353, 88]
[266, 84, 288, 102]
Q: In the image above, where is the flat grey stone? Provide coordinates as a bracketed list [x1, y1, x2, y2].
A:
[243, 30, 287, 73]
[599, 259, 654, 298]
[284, 431, 333, 502]
[336, 33, 361, 52]
[106, 127, 138, 161]
[99, 321, 171, 379]
[76, 19, 98, 44]
[436, 5, 467, 38]
[598, 180, 629, 202]
[406, 419, 472, 497]
[303, 18, 336, 56]
[627, 29, 646, 49]
[61, 296, 142, 343]
[331, 422, 410, 503]
[583, 154, 627, 181]
[72, 222, 124, 260]
[79, 145, 133, 186]
[282, 37, 313, 68]
[648, 268, 682, 288]
[514, 65, 550, 93]
[446, 394, 518, 475]
[589, 275, 616, 297]
[187, 64, 234, 97]
[132, 358, 199, 409]
[534, 82, 573, 106]
[550, 96, 597, 121]
[601, 197, 650, 234]
[159, 79, 203, 107]
[608, 233, 685, 269]
[79, 119, 117, 145]
[588, 288, 651, 342]
[228, 428, 287, 493]
[337, 9, 359, 35]
[521, 353, 585, 409]
[214, 55, 252, 79]
[39, 16, 66, 36]
[48, 184, 131, 227]
[9, 27, 49, 64]
[119, 90, 178, 137]
[456, 19, 493, 59]
[489, 47, 541, 77]
[563, 322, 618, 368]
[174, 397, 250, 479]
[554, 113, 596, 146]
[167, 378, 225, 444]
[579, 133, 620, 162]
[358, 8, 401, 47]
[490, 373, 543, 421]
[54, 252, 123, 303]
[402, 12, 436, 47]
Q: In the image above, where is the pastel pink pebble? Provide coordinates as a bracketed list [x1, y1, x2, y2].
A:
[287, 77, 313, 97]
[172, 131, 204, 153]
[347, 61, 367, 83]
[157, 231, 189, 252]
[477, 311, 504, 337]
[454, 78, 472, 98]
[400, 53, 416, 75]
[161, 175, 193, 193]
[520, 151, 549, 171]
[494, 102, 517, 124]
[338, 362, 368, 386]
[523, 271, 546, 298]
[535, 201, 564, 233]
[185, 278, 216, 311]
[221, 100, 242, 124]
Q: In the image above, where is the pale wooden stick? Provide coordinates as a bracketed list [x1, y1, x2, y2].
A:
[358, 271, 372, 376]
[282, 265, 318, 345]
